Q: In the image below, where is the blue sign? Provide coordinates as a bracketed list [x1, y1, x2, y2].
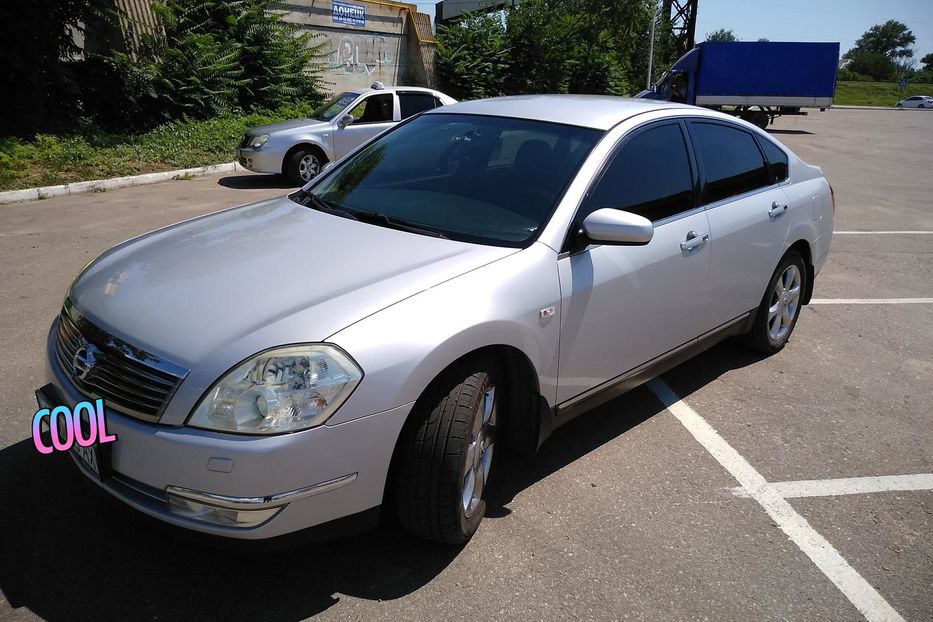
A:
[899, 78, 908, 89]
[333, 0, 365, 27]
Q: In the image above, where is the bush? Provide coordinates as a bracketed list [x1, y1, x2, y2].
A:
[837, 68, 872, 82]
[846, 51, 898, 81]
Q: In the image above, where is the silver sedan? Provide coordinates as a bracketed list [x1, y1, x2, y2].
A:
[236, 83, 457, 184]
[42, 96, 833, 544]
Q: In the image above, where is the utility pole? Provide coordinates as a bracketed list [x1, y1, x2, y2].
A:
[647, 1, 660, 89]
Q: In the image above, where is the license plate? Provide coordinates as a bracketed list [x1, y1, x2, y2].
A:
[36, 385, 105, 481]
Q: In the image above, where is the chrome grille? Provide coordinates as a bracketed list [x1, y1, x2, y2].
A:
[54, 300, 188, 422]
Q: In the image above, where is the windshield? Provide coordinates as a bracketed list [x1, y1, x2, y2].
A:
[296, 113, 603, 247]
[311, 92, 358, 121]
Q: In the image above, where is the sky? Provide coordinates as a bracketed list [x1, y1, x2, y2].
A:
[416, 0, 933, 61]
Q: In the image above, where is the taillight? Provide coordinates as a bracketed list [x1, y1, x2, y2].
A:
[829, 183, 835, 215]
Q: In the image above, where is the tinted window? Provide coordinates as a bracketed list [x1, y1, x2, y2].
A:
[583, 123, 694, 223]
[757, 137, 789, 183]
[348, 93, 394, 124]
[690, 122, 769, 203]
[301, 114, 602, 247]
[399, 93, 437, 119]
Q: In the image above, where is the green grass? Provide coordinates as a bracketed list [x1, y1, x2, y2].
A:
[0, 103, 316, 191]
[834, 81, 933, 107]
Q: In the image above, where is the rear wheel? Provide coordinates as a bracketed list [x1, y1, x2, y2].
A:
[394, 357, 500, 544]
[742, 251, 806, 354]
[919, 104, 926, 109]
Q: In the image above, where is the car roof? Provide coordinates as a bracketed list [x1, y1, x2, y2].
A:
[424, 95, 693, 130]
[349, 86, 440, 96]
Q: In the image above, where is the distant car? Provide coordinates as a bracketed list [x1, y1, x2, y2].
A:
[896, 95, 933, 108]
[237, 83, 457, 184]
[43, 96, 834, 545]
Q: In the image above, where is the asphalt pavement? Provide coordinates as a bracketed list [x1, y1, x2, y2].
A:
[0, 108, 930, 621]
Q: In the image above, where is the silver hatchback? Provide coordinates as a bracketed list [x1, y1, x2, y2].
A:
[43, 96, 833, 544]
[237, 83, 457, 185]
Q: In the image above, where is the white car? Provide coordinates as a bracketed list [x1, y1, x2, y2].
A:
[896, 95, 933, 108]
[42, 96, 834, 544]
[237, 83, 457, 184]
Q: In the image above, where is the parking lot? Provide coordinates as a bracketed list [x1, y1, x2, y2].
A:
[0, 107, 930, 621]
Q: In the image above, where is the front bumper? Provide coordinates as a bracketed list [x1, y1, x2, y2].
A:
[45, 324, 412, 540]
[235, 147, 284, 175]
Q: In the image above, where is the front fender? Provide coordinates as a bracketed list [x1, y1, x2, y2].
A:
[324, 243, 561, 426]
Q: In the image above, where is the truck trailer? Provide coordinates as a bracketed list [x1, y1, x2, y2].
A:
[637, 41, 840, 129]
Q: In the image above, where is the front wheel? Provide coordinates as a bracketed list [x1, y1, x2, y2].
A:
[394, 357, 500, 544]
[742, 251, 807, 354]
[285, 148, 324, 186]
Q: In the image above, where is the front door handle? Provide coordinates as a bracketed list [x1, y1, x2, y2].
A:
[769, 201, 788, 218]
[680, 231, 710, 252]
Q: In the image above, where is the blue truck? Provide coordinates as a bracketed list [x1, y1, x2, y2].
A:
[637, 41, 840, 129]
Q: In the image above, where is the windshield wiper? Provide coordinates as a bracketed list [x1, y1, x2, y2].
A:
[295, 189, 359, 221]
[350, 212, 448, 239]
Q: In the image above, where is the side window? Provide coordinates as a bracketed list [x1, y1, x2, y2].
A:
[757, 136, 789, 184]
[348, 93, 394, 124]
[690, 122, 770, 203]
[582, 123, 695, 223]
[399, 93, 437, 119]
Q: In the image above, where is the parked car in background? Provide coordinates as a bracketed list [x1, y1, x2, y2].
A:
[42, 96, 834, 545]
[237, 82, 457, 184]
[895, 95, 933, 108]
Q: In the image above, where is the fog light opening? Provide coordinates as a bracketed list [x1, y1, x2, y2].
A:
[166, 492, 283, 528]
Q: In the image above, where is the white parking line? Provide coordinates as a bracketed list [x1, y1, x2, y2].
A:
[834, 231, 933, 235]
[810, 298, 933, 305]
[731, 474, 933, 499]
[647, 378, 905, 622]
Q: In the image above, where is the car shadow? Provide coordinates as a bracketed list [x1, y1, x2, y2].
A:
[768, 129, 814, 136]
[0, 340, 766, 621]
[217, 174, 298, 190]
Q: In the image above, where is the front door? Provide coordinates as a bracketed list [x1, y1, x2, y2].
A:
[557, 121, 711, 404]
[333, 93, 397, 159]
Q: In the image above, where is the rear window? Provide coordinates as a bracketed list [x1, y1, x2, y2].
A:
[399, 92, 437, 119]
[757, 137, 789, 184]
[689, 122, 770, 204]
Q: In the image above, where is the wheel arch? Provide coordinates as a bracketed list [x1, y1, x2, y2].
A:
[786, 238, 815, 304]
[282, 142, 329, 174]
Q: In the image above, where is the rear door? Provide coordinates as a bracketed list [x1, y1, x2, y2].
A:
[687, 120, 791, 328]
[557, 120, 711, 404]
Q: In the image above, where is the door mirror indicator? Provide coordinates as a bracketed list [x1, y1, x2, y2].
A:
[582, 209, 654, 246]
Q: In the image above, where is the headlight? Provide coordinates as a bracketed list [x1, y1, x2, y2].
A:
[187, 345, 362, 435]
[248, 134, 270, 148]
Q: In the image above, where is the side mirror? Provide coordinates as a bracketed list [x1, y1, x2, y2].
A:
[582, 209, 654, 246]
[338, 115, 354, 128]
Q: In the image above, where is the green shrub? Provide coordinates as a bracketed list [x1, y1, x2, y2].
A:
[436, 13, 510, 100]
[837, 68, 872, 82]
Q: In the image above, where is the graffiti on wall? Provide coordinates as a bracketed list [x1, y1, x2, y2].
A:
[330, 34, 396, 76]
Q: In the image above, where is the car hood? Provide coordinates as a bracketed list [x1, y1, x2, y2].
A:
[248, 118, 329, 135]
[69, 197, 517, 369]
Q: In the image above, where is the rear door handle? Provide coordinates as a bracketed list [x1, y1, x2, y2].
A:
[769, 201, 788, 218]
[680, 231, 710, 252]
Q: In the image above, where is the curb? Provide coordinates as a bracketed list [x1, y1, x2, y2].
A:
[830, 105, 900, 111]
[0, 162, 242, 205]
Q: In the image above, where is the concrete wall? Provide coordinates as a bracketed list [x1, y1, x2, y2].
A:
[282, 1, 436, 94]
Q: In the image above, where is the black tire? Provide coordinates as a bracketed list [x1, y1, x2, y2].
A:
[896, 103, 903, 108]
[394, 356, 500, 544]
[285, 147, 324, 186]
[919, 104, 926, 109]
[742, 250, 807, 355]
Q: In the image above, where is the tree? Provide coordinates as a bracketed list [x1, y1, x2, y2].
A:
[706, 28, 737, 42]
[0, 0, 115, 136]
[436, 13, 510, 101]
[757, 38, 770, 42]
[846, 20, 915, 60]
[922, 53, 933, 72]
